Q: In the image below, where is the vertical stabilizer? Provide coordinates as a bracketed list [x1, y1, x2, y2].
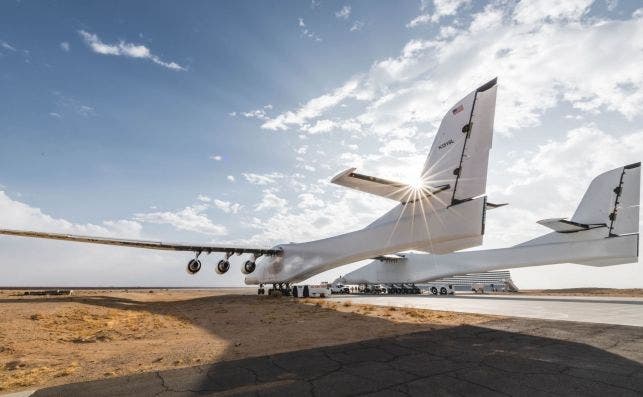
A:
[571, 162, 641, 236]
[422, 78, 497, 208]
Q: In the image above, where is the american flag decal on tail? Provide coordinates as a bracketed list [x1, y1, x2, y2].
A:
[452, 104, 464, 115]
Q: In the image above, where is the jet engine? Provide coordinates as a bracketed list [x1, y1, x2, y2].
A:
[241, 260, 256, 274]
[186, 259, 201, 275]
[216, 259, 230, 274]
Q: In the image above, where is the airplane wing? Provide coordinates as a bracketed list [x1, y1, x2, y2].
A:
[0, 228, 281, 256]
[331, 168, 449, 204]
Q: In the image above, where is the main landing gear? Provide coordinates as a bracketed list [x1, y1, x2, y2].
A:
[258, 283, 291, 296]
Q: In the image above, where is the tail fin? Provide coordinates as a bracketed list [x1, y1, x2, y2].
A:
[571, 162, 640, 237]
[422, 78, 498, 208]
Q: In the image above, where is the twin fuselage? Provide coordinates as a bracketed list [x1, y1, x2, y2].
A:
[245, 196, 486, 284]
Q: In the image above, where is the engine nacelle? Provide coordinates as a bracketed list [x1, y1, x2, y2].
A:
[186, 259, 201, 275]
[241, 260, 256, 275]
[216, 259, 230, 274]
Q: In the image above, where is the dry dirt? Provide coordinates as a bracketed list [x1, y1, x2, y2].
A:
[0, 289, 496, 393]
[520, 288, 643, 297]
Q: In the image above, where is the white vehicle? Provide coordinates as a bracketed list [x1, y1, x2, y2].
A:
[471, 283, 485, 294]
[341, 163, 641, 285]
[426, 284, 455, 295]
[330, 283, 350, 294]
[0, 79, 500, 295]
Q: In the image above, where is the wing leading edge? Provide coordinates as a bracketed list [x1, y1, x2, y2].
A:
[0, 228, 281, 256]
[331, 168, 449, 204]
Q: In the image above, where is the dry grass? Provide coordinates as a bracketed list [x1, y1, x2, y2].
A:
[0, 289, 496, 392]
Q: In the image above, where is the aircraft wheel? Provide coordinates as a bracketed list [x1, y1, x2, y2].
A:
[440, 287, 447, 295]
[431, 287, 438, 295]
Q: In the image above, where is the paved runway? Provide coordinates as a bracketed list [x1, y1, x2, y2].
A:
[26, 317, 643, 396]
[330, 294, 643, 327]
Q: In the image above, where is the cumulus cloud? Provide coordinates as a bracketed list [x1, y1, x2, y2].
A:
[335, 5, 351, 19]
[78, 30, 185, 71]
[60, 42, 70, 52]
[264, 2, 643, 139]
[212, 199, 242, 214]
[297, 18, 322, 42]
[350, 21, 365, 32]
[254, 190, 288, 212]
[134, 204, 226, 236]
[0, 191, 142, 238]
[407, 0, 471, 27]
[242, 172, 284, 185]
[261, 79, 360, 130]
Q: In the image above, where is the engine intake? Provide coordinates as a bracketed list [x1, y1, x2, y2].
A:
[216, 259, 230, 274]
[242, 260, 256, 274]
[186, 259, 201, 275]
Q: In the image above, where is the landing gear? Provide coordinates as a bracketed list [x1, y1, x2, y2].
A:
[262, 282, 292, 297]
[431, 287, 438, 295]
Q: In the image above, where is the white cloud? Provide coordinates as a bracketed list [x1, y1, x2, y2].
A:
[1, 41, 16, 51]
[267, 3, 643, 139]
[242, 172, 284, 185]
[298, 193, 325, 209]
[49, 112, 62, 118]
[261, 79, 360, 130]
[335, 5, 351, 19]
[350, 21, 365, 32]
[134, 204, 226, 236]
[513, 0, 593, 24]
[210, 155, 222, 161]
[60, 42, 70, 52]
[227, 175, 235, 182]
[297, 18, 322, 42]
[0, 191, 142, 238]
[254, 190, 288, 212]
[197, 194, 211, 203]
[212, 199, 242, 214]
[407, 0, 471, 27]
[78, 30, 185, 71]
[241, 108, 269, 120]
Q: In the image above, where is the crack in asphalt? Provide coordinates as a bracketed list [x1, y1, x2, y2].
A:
[30, 318, 643, 396]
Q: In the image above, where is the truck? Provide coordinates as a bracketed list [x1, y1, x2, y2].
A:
[330, 283, 350, 294]
[425, 283, 455, 295]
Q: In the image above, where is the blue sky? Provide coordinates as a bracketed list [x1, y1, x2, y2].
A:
[1, 0, 642, 287]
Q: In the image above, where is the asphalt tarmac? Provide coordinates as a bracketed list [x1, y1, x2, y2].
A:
[21, 316, 643, 396]
[330, 293, 643, 327]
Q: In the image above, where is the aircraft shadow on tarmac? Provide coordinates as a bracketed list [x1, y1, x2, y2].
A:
[7, 293, 643, 396]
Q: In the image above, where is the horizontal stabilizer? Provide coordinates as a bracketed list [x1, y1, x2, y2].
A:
[331, 168, 449, 203]
[537, 218, 606, 233]
[486, 202, 507, 210]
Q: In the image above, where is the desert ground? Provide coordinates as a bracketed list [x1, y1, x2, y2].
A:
[0, 288, 495, 393]
[520, 288, 643, 297]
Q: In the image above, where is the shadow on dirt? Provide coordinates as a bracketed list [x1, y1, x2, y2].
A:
[32, 320, 643, 396]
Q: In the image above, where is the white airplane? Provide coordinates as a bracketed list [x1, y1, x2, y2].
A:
[0, 78, 500, 293]
[340, 162, 641, 285]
